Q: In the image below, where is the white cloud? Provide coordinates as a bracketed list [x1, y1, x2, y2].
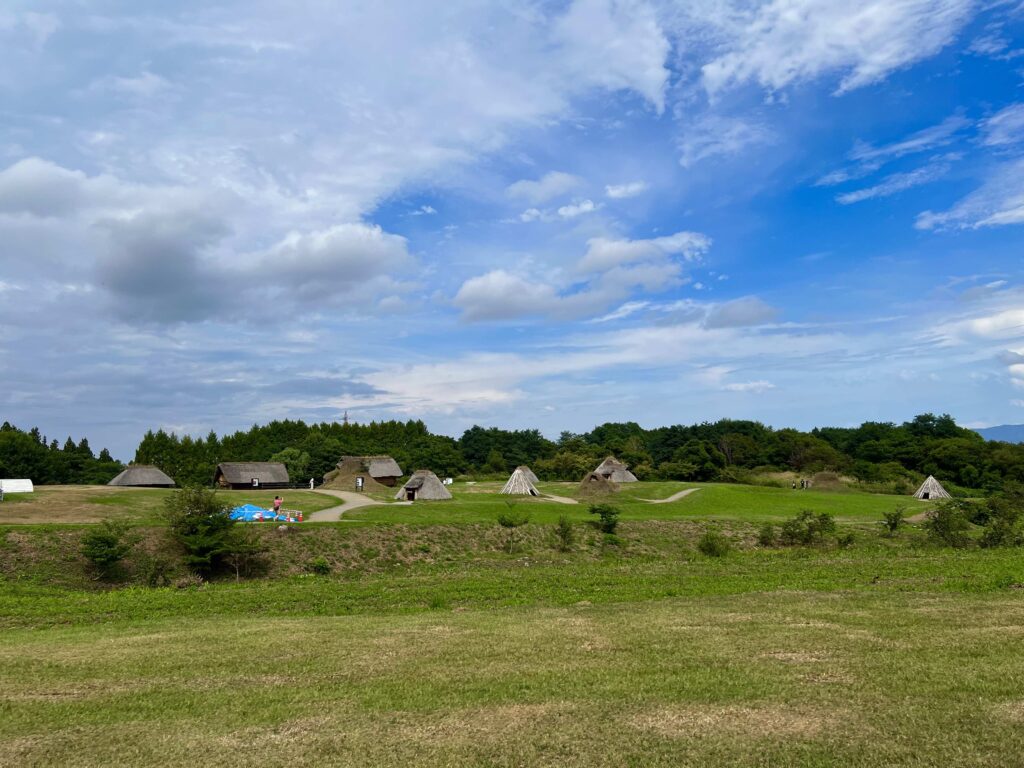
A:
[605, 181, 648, 198]
[703, 296, 778, 329]
[836, 157, 953, 204]
[916, 158, 1024, 230]
[981, 103, 1024, 147]
[577, 231, 711, 273]
[89, 70, 172, 98]
[722, 380, 776, 393]
[677, 114, 774, 168]
[557, 199, 598, 218]
[1012, 399, 1024, 407]
[701, 0, 976, 95]
[849, 115, 970, 163]
[451, 270, 565, 322]
[506, 171, 580, 204]
[519, 208, 543, 222]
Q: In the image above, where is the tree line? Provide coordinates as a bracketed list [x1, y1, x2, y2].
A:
[2, 413, 1023, 492]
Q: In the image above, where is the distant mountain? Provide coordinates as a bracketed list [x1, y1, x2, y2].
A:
[975, 424, 1024, 444]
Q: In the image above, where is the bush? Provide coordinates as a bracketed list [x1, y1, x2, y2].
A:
[757, 523, 776, 547]
[174, 573, 204, 589]
[163, 488, 235, 576]
[882, 506, 906, 536]
[589, 503, 621, 534]
[924, 499, 972, 548]
[138, 554, 173, 587]
[80, 520, 135, 579]
[980, 487, 1024, 548]
[780, 510, 836, 546]
[554, 515, 575, 552]
[307, 556, 331, 575]
[697, 530, 731, 557]
[497, 505, 530, 553]
[837, 531, 856, 548]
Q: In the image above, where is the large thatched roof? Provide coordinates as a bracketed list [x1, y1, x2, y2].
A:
[364, 456, 403, 479]
[108, 465, 175, 487]
[395, 470, 452, 501]
[593, 456, 638, 483]
[501, 467, 540, 496]
[914, 475, 951, 500]
[216, 462, 289, 485]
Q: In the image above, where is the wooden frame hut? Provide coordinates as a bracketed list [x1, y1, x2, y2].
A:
[108, 465, 175, 488]
[592, 456, 638, 483]
[517, 466, 540, 484]
[500, 467, 540, 496]
[214, 462, 289, 490]
[914, 475, 951, 500]
[395, 470, 452, 501]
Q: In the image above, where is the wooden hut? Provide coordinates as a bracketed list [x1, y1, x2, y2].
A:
[214, 462, 289, 490]
[324, 455, 403, 490]
[108, 465, 175, 488]
[500, 467, 540, 496]
[395, 470, 452, 501]
[914, 475, 951, 500]
[592, 456, 638, 483]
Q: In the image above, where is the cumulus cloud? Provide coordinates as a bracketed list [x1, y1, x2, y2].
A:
[577, 231, 711, 273]
[605, 181, 648, 198]
[916, 158, 1024, 230]
[557, 199, 599, 218]
[701, 0, 976, 95]
[703, 296, 779, 329]
[506, 171, 580, 203]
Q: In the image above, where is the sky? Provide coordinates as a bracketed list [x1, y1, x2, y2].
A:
[1, 0, 1024, 459]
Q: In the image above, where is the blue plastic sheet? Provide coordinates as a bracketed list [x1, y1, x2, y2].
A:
[230, 504, 289, 522]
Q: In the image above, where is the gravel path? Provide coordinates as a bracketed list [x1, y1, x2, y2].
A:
[637, 487, 702, 504]
[306, 489, 411, 522]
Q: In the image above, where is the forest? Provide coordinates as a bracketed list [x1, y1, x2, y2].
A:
[2, 413, 1023, 493]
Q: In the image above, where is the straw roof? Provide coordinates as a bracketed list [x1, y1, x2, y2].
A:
[366, 456, 403, 479]
[579, 471, 617, 497]
[108, 465, 175, 487]
[324, 455, 404, 491]
[593, 456, 638, 483]
[914, 475, 951, 500]
[395, 470, 452, 501]
[516, 465, 539, 484]
[501, 467, 540, 496]
[215, 462, 289, 485]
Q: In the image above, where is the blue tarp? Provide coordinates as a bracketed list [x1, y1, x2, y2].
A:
[230, 504, 288, 522]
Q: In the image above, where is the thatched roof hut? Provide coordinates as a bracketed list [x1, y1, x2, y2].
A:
[517, 465, 540, 484]
[593, 456, 638, 483]
[914, 475, 951, 500]
[108, 465, 175, 488]
[324, 455, 403, 490]
[501, 467, 540, 496]
[395, 470, 452, 501]
[579, 471, 617, 497]
[214, 462, 289, 490]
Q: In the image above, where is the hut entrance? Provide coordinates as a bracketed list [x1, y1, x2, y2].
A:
[406, 489, 416, 501]
[921, 492, 929, 499]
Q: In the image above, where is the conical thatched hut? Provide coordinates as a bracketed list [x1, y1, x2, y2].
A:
[592, 456, 638, 483]
[395, 470, 452, 501]
[108, 465, 175, 488]
[501, 467, 540, 496]
[517, 465, 540, 484]
[324, 455, 403, 491]
[914, 475, 951, 500]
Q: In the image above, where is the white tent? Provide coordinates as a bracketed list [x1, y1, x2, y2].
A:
[0, 479, 34, 494]
[914, 475, 951, 500]
[500, 467, 540, 496]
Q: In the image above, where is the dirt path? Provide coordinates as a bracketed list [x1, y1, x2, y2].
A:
[541, 493, 579, 505]
[306, 489, 411, 522]
[638, 487, 702, 504]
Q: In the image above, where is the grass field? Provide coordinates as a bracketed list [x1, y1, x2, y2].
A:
[3, 480, 1016, 766]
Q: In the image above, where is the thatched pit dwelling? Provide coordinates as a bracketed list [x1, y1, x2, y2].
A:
[500, 466, 540, 496]
[214, 462, 289, 490]
[108, 465, 175, 488]
[578, 471, 617, 497]
[914, 475, 951, 500]
[395, 470, 452, 501]
[323, 455, 403, 491]
[592, 456, 638, 483]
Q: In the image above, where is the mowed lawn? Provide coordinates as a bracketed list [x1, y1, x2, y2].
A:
[346, 480, 918, 524]
[0, 486, 340, 525]
[2, 579, 1024, 766]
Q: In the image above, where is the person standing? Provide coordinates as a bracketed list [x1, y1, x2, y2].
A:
[273, 495, 283, 516]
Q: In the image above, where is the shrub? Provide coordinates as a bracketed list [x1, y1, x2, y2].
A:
[555, 515, 575, 552]
[138, 554, 173, 588]
[307, 556, 331, 575]
[174, 572, 204, 589]
[780, 510, 836, 546]
[589, 503, 621, 534]
[882, 506, 906, 536]
[697, 530, 731, 557]
[924, 499, 972, 548]
[497, 505, 530, 553]
[223, 525, 267, 580]
[80, 520, 135, 579]
[163, 488, 235, 576]
[757, 523, 776, 547]
[837, 531, 856, 548]
[980, 486, 1024, 548]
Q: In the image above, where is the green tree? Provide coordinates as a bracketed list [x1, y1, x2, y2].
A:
[80, 520, 135, 579]
[163, 488, 236, 576]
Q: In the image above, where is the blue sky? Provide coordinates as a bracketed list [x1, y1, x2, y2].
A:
[1, 0, 1023, 459]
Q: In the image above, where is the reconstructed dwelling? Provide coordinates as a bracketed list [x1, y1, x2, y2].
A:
[592, 456, 638, 483]
[395, 470, 452, 501]
[326, 455, 403, 490]
[914, 475, 951, 500]
[500, 466, 540, 496]
[214, 462, 290, 490]
[108, 465, 175, 488]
